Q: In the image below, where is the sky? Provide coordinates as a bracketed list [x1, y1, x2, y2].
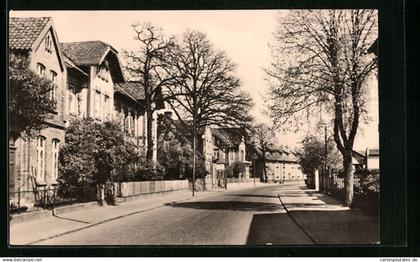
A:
[10, 10, 379, 151]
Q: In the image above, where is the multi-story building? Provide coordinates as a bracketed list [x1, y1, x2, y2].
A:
[9, 17, 68, 206]
[157, 115, 253, 182]
[255, 147, 304, 182]
[203, 127, 252, 180]
[60, 41, 161, 158]
[9, 17, 161, 208]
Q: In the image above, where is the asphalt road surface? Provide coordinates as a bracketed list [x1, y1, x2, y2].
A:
[36, 183, 315, 245]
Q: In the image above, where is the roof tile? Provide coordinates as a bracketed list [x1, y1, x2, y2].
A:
[114, 82, 145, 100]
[60, 41, 116, 66]
[9, 17, 51, 50]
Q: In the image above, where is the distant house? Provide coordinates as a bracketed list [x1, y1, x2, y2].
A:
[157, 114, 252, 182]
[352, 148, 380, 172]
[205, 127, 252, 180]
[254, 146, 304, 182]
[366, 148, 379, 171]
[9, 17, 68, 207]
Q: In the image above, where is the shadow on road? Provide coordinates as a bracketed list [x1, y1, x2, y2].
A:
[165, 201, 283, 212]
[246, 209, 380, 245]
[290, 210, 379, 244]
[227, 194, 278, 198]
[246, 213, 313, 245]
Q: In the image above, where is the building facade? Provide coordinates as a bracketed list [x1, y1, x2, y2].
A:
[9, 17, 160, 208]
[202, 127, 252, 181]
[255, 147, 304, 182]
[9, 17, 68, 207]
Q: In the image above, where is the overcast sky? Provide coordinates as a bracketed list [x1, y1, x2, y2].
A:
[10, 10, 379, 151]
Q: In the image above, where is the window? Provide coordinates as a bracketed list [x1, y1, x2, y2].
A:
[37, 63, 45, 77]
[130, 115, 135, 135]
[68, 85, 76, 115]
[214, 149, 219, 159]
[96, 64, 109, 82]
[50, 71, 57, 100]
[51, 139, 60, 180]
[45, 35, 52, 52]
[104, 95, 110, 119]
[36, 136, 46, 181]
[94, 90, 101, 118]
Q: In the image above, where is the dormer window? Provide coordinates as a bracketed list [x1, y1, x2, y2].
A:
[45, 35, 52, 53]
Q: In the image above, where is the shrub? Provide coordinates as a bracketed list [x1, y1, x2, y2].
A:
[225, 161, 246, 178]
[57, 118, 143, 200]
[355, 169, 380, 193]
[9, 55, 56, 140]
[158, 137, 206, 180]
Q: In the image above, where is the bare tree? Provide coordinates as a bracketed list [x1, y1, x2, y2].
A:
[250, 123, 275, 183]
[166, 30, 253, 195]
[265, 10, 378, 206]
[122, 22, 178, 162]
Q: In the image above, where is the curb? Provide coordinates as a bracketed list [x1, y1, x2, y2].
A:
[26, 192, 216, 245]
[277, 192, 317, 244]
[53, 201, 100, 216]
[15, 183, 269, 245]
[10, 209, 52, 226]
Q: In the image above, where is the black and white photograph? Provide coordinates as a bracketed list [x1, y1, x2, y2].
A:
[8, 9, 380, 246]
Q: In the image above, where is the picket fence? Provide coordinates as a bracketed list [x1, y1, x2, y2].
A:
[118, 180, 189, 197]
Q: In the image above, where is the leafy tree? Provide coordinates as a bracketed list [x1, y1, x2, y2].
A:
[265, 10, 377, 206]
[157, 113, 206, 180]
[9, 55, 56, 140]
[225, 161, 246, 178]
[165, 30, 253, 195]
[158, 137, 206, 180]
[249, 123, 276, 182]
[298, 134, 341, 176]
[58, 118, 142, 201]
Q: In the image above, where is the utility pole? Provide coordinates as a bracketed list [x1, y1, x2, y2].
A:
[324, 125, 327, 172]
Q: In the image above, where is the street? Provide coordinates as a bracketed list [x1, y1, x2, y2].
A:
[33, 182, 378, 245]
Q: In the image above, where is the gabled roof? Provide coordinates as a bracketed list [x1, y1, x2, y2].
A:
[9, 17, 65, 71]
[60, 40, 125, 82]
[63, 55, 88, 77]
[60, 41, 117, 66]
[260, 147, 299, 163]
[9, 17, 51, 50]
[212, 128, 246, 148]
[114, 82, 145, 101]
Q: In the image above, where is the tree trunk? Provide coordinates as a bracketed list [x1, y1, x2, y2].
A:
[343, 151, 354, 206]
[192, 126, 196, 196]
[146, 97, 154, 162]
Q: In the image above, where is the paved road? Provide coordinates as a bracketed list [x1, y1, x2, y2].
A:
[36, 182, 314, 245]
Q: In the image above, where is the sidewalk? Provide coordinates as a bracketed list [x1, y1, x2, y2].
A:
[278, 183, 380, 244]
[10, 182, 267, 245]
[10, 190, 215, 245]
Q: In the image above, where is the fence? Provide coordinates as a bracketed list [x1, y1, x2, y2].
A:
[118, 180, 189, 198]
[9, 184, 98, 214]
[319, 170, 379, 214]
